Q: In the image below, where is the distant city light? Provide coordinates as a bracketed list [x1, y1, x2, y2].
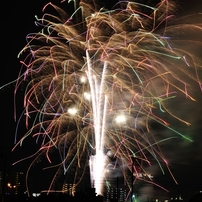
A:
[32, 193, 41, 197]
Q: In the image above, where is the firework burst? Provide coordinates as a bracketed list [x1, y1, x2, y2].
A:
[12, 0, 202, 197]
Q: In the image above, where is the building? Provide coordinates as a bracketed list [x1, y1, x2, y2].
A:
[0, 170, 25, 197]
[62, 183, 76, 195]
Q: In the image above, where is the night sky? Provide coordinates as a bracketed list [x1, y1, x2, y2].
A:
[1, 0, 202, 201]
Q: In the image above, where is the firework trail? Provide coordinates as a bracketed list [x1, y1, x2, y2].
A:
[12, 0, 202, 196]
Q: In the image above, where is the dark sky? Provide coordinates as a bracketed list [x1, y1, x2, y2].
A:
[1, 0, 202, 201]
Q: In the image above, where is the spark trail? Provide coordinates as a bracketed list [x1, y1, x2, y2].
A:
[86, 51, 108, 194]
[9, 0, 202, 197]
